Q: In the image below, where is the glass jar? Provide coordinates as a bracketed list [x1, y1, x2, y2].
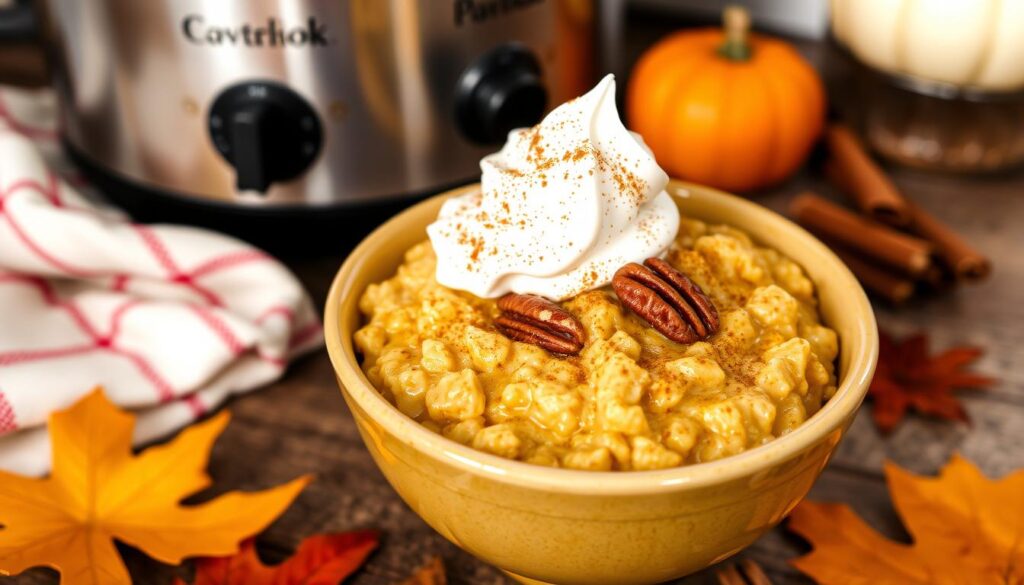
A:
[828, 42, 1024, 173]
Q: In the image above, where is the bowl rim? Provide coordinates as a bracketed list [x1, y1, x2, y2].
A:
[324, 181, 878, 496]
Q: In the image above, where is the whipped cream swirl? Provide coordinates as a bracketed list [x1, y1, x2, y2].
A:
[427, 74, 679, 301]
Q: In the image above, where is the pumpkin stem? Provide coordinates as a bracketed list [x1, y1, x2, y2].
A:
[718, 6, 752, 61]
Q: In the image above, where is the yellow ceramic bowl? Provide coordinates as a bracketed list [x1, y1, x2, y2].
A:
[324, 181, 878, 585]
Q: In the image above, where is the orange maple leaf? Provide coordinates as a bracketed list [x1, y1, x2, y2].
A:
[789, 454, 1024, 583]
[176, 531, 378, 585]
[870, 330, 995, 433]
[0, 389, 310, 584]
[397, 557, 447, 585]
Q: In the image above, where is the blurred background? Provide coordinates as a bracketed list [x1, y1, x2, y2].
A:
[1, 0, 1019, 253]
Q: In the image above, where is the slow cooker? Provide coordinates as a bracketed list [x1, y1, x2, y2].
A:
[1, 0, 595, 251]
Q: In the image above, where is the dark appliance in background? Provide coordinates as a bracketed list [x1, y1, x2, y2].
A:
[0, 0, 599, 254]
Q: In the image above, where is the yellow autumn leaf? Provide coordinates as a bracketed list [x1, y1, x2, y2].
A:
[789, 454, 1024, 584]
[0, 388, 310, 585]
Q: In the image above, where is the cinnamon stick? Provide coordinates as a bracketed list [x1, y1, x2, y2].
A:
[920, 264, 955, 291]
[830, 244, 917, 304]
[791, 193, 933, 277]
[826, 125, 912, 226]
[906, 202, 992, 281]
[809, 228, 924, 304]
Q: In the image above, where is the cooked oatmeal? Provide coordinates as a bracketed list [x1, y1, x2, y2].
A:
[353, 217, 838, 471]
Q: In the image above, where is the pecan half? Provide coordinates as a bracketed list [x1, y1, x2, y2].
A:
[495, 293, 585, 355]
[612, 257, 720, 344]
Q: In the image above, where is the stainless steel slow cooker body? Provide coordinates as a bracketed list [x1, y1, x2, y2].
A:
[41, 0, 594, 207]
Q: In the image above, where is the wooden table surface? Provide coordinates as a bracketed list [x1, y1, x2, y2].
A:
[12, 11, 1024, 585]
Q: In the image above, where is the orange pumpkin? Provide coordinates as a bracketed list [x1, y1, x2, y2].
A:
[627, 7, 825, 192]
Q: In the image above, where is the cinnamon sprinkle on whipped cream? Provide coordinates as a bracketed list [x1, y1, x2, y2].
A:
[427, 74, 679, 301]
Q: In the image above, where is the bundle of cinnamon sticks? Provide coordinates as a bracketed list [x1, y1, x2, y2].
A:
[790, 124, 991, 304]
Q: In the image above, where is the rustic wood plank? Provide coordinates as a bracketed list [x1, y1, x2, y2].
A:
[830, 397, 1024, 478]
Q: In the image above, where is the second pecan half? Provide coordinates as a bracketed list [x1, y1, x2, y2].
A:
[612, 257, 720, 344]
[495, 293, 585, 355]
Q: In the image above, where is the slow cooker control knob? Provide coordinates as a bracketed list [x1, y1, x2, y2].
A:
[208, 82, 322, 194]
[455, 44, 547, 145]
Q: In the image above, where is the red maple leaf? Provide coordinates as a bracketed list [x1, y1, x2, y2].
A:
[176, 530, 378, 585]
[869, 330, 995, 434]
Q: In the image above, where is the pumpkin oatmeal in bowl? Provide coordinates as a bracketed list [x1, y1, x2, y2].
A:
[325, 75, 877, 585]
[355, 214, 839, 470]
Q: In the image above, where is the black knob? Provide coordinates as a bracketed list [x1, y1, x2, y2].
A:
[455, 44, 547, 145]
[208, 81, 322, 193]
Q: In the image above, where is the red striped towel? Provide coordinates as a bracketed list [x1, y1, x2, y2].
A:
[0, 87, 321, 475]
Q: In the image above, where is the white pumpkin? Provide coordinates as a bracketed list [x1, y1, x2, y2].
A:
[831, 0, 1024, 92]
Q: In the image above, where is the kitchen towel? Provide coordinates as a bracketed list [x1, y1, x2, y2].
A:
[0, 87, 322, 476]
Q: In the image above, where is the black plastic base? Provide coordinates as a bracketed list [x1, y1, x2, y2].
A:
[63, 139, 468, 258]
